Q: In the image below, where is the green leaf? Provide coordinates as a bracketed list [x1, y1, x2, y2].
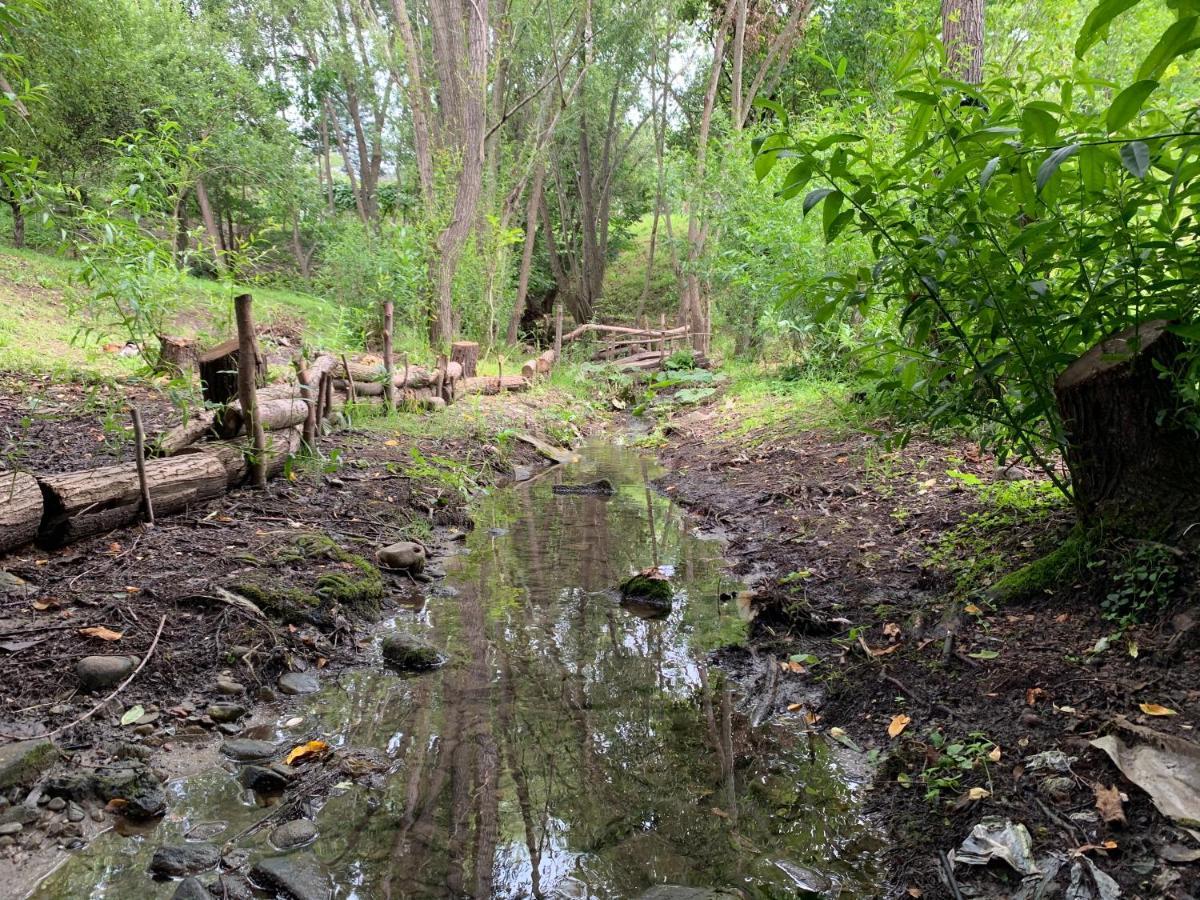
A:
[1137, 16, 1199, 81]
[752, 97, 788, 128]
[979, 157, 1001, 188]
[968, 650, 1000, 660]
[803, 187, 834, 216]
[121, 704, 145, 726]
[1079, 145, 1109, 192]
[1167, 322, 1200, 340]
[1021, 106, 1059, 143]
[895, 89, 939, 106]
[776, 160, 814, 200]
[822, 190, 845, 241]
[1120, 140, 1151, 178]
[1036, 143, 1081, 192]
[753, 133, 792, 181]
[1106, 80, 1159, 131]
[1075, 0, 1145, 59]
[815, 132, 865, 151]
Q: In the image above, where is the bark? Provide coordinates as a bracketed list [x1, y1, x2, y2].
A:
[0, 471, 42, 553]
[157, 335, 197, 375]
[941, 0, 986, 84]
[194, 175, 225, 272]
[198, 339, 264, 405]
[459, 375, 530, 395]
[182, 428, 302, 489]
[151, 410, 218, 457]
[38, 455, 227, 547]
[6, 196, 24, 249]
[451, 341, 479, 378]
[390, 0, 436, 206]
[383, 301, 396, 412]
[235, 294, 267, 489]
[1055, 320, 1200, 534]
[520, 349, 556, 380]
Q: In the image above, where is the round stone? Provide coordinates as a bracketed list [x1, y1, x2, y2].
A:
[277, 672, 319, 696]
[270, 818, 318, 850]
[76, 656, 136, 692]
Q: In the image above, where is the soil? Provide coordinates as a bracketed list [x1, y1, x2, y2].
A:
[657, 402, 1200, 899]
[0, 371, 588, 891]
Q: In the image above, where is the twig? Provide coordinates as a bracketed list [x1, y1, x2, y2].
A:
[938, 850, 965, 900]
[0, 614, 167, 742]
[130, 406, 155, 525]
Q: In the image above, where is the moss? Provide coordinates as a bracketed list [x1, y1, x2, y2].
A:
[231, 580, 322, 625]
[315, 562, 384, 618]
[986, 526, 1091, 603]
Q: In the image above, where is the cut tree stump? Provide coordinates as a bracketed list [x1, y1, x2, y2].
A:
[0, 471, 43, 554]
[1055, 319, 1200, 534]
[157, 335, 197, 375]
[451, 341, 479, 378]
[38, 455, 227, 546]
[198, 339, 265, 405]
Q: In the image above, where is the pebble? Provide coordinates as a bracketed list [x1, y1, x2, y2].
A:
[46, 797, 65, 812]
[66, 803, 83, 823]
[216, 679, 246, 696]
[217, 723, 243, 736]
[134, 725, 156, 737]
[205, 703, 247, 724]
[239, 766, 289, 793]
[0, 835, 12, 848]
[89, 808, 105, 823]
[172, 877, 211, 900]
[270, 818, 318, 849]
[149, 842, 221, 877]
[75, 656, 136, 692]
[221, 738, 278, 762]
[277, 672, 319, 696]
[0, 823, 23, 835]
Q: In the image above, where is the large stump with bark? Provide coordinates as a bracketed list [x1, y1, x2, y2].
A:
[1055, 319, 1200, 535]
[38, 456, 227, 546]
[451, 341, 479, 378]
[198, 338, 265, 405]
[0, 471, 43, 554]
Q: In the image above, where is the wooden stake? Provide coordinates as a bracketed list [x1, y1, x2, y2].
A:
[341, 354, 357, 404]
[321, 372, 333, 423]
[234, 293, 267, 489]
[403, 351, 410, 390]
[382, 301, 396, 414]
[659, 313, 667, 368]
[130, 406, 155, 525]
[293, 356, 317, 449]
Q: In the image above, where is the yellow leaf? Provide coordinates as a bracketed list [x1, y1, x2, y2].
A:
[988, 746, 1002, 762]
[787, 703, 803, 712]
[964, 603, 982, 615]
[384, 439, 399, 447]
[967, 787, 991, 801]
[887, 714, 911, 738]
[1139, 703, 1178, 717]
[907, 889, 923, 898]
[284, 739, 329, 765]
[787, 660, 805, 673]
[124, 586, 141, 594]
[79, 626, 123, 641]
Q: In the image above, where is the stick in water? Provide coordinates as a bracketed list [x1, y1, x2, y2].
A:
[130, 406, 155, 526]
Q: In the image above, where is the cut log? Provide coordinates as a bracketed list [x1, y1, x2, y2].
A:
[157, 335, 197, 375]
[521, 349, 556, 380]
[38, 455, 227, 546]
[198, 338, 265, 405]
[1055, 319, 1200, 534]
[343, 361, 434, 389]
[150, 409, 217, 456]
[451, 341, 479, 378]
[0, 471, 43, 554]
[459, 375, 531, 396]
[181, 428, 301, 488]
[562, 322, 686, 343]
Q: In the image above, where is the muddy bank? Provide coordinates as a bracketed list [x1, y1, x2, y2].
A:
[0, 376, 595, 893]
[657, 403, 1200, 899]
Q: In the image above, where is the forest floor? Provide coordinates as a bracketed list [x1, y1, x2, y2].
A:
[0, 370, 601, 894]
[655, 379, 1200, 899]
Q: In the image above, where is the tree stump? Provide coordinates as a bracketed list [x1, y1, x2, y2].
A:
[451, 341, 479, 378]
[1055, 319, 1200, 535]
[0, 471, 43, 554]
[198, 339, 265, 405]
[157, 335, 197, 376]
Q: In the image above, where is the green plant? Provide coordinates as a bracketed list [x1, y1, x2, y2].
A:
[1094, 541, 1181, 627]
[899, 730, 998, 802]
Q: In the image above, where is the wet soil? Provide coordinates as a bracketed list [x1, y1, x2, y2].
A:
[657, 403, 1200, 899]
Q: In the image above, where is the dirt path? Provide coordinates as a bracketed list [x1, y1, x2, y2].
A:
[658, 403, 1200, 899]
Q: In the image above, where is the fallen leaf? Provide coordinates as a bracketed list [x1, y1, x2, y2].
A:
[1055, 613, 1069, 623]
[883, 622, 901, 639]
[870, 643, 901, 657]
[1026, 687, 1045, 706]
[80, 626, 123, 641]
[964, 603, 983, 615]
[967, 787, 991, 800]
[105, 798, 128, 811]
[787, 703, 803, 712]
[120, 705, 145, 726]
[804, 711, 820, 725]
[969, 649, 1000, 660]
[1139, 703, 1178, 717]
[124, 586, 140, 594]
[35, 559, 48, 567]
[1093, 783, 1126, 826]
[710, 807, 729, 819]
[317, 657, 328, 669]
[786, 660, 805, 673]
[108, 542, 122, 553]
[907, 889, 923, 898]
[888, 714, 911, 738]
[31, 598, 60, 611]
[284, 739, 330, 765]
[988, 746, 1002, 762]
[1071, 840, 1118, 856]
[384, 439, 399, 447]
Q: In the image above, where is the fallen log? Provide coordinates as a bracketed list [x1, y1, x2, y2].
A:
[344, 361, 435, 388]
[219, 396, 309, 439]
[459, 375, 531, 396]
[0, 471, 43, 554]
[451, 341, 479, 378]
[181, 427, 301, 488]
[521, 349, 556, 380]
[150, 409, 218, 456]
[562, 322, 686, 343]
[38, 455, 227, 546]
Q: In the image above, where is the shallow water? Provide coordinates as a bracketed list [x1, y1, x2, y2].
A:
[32, 441, 877, 898]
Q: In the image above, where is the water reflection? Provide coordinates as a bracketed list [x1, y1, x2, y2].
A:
[33, 442, 876, 899]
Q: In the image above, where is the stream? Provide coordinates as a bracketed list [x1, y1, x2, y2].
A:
[31, 441, 878, 898]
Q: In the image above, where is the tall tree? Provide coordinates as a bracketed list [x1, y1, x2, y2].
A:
[941, 0, 986, 83]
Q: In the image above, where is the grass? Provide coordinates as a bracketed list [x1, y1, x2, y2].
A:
[0, 245, 361, 377]
[596, 212, 680, 323]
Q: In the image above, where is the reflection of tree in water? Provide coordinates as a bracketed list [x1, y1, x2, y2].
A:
[319, 448, 868, 897]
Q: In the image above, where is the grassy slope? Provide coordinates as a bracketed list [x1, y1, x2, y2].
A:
[0, 247, 356, 377]
[596, 213, 680, 323]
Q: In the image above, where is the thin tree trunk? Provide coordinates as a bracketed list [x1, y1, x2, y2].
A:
[507, 162, 544, 344]
[7, 197, 25, 249]
[194, 175, 225, 272]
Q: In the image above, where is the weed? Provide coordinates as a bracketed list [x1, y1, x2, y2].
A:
[897, 729, 998, 802]
[1092, 541, 1181, 628]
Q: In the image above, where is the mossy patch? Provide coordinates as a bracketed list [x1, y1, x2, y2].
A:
[986, 527, 1091, 604]
[230, 580, 322, 625]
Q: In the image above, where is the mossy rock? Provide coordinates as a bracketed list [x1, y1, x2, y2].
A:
[381, 632, 443, 672]
[315, 564, 384, 618]
[620, 570, 674, 618]
[986, 527, 1091, 604]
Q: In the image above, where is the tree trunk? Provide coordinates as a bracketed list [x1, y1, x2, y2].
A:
[1055, 320, 1200, 535]
[182, 428, 302, 489]
[507, 163, 544, 344]
[941, 0, 985, 84]
[0, 471, 42, 553]
[451, 341, 479, 378]
[198, 339, 264, 405]
[383, 300, 396, 412]
[7, 197, 25, 249]
[38, 455, 227, 547]
[194, 175, 225, 272]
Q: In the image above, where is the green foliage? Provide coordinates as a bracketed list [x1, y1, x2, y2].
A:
[898, 730, 998, 802]
[1093, 540, 1181, 626]
[754, 1, 1200, 498]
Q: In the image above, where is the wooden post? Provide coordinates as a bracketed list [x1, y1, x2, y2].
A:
[382, 301, 396, 413]
[341, 354, 357, 405]
[497, 358, 503, 392]
[234, 294, 267, 489]
[554, 302, 563, 362]
[293, 356, 317, 449]
[659, 314, 667, 368]
[320, 372, 333, 424]
[402, 351, 410, 391]
[130, 406, 155, 525]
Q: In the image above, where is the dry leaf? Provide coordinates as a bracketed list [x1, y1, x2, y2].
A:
[1071, 840, 1118, 857]
[1139, 702, 1178, 717]
[871, 643, 901, 657]
[883, 622, 901, 639]
[80, 626, 123, 641]
[317, 657, 328, 669]
[1093, 783, 1127, 826]
[988, 746, 1002, 762]
[384, 439, 399, 447]
[887, 714, 911, 738]
[967, 787, 991, 800]
[964, 603, 983, 615]
[31, 598, 60, 611]
[108, 542, 122, 553]
[787, 703, 803, 712]
[1026, 687, 1045, 706]
[284, 739, 329, 765]
[805, 711, 820, 725]
[907, 889, 923, 898]
[787, 660, 805, 673]
[1055, 613, 1070, 623]
[710, 807, 729, 819]
[124, 586, 140, 594]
